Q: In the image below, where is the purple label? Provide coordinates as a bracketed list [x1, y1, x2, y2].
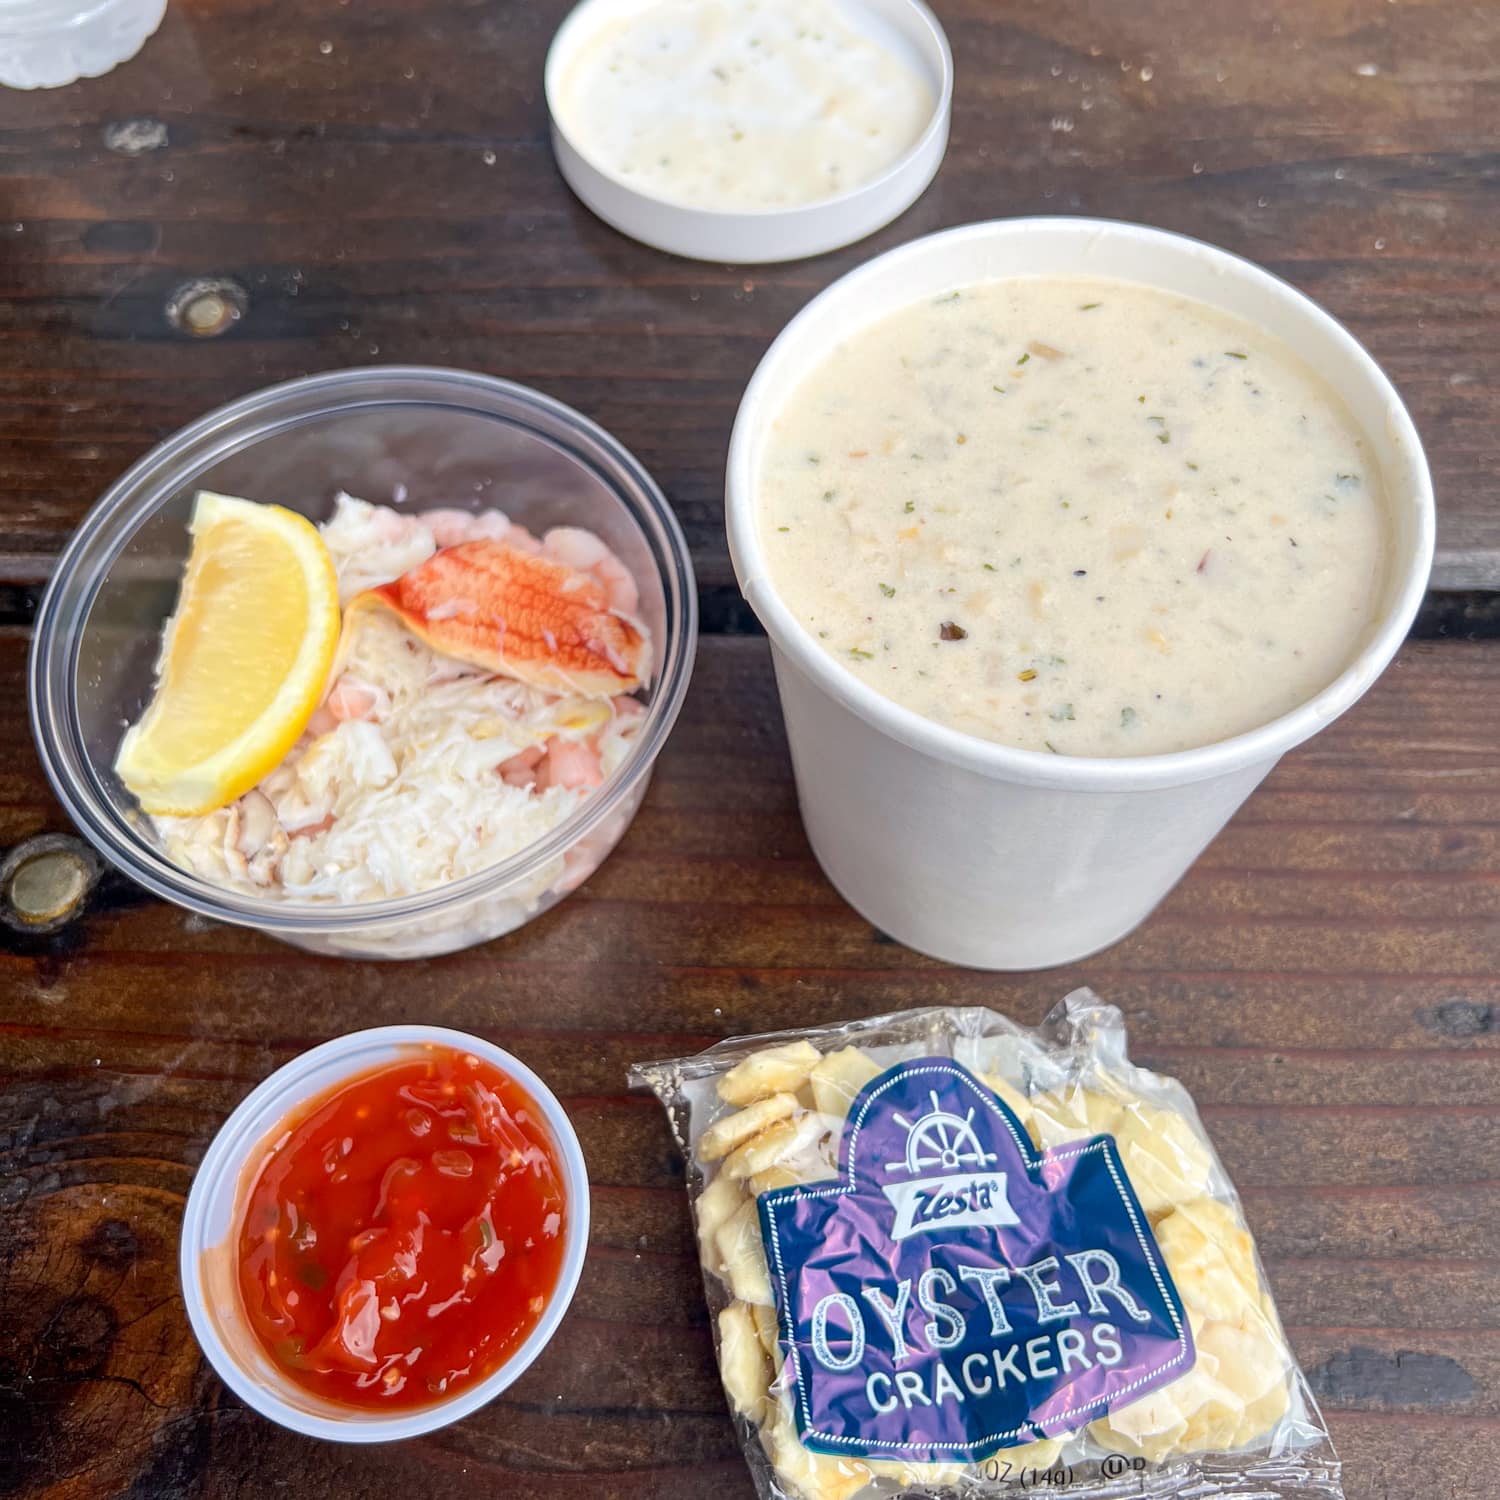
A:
[758, 1059, 1193, 1461]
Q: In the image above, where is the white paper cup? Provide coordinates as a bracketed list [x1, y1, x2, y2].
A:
[180, 1026, 590, 1441]
[726, 218, 1435, 970]
[544, 0, 952, 263]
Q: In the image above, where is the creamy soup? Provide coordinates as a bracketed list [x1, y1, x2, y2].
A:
[554, 0, 933, 212]
[757, 277, 1391, 757]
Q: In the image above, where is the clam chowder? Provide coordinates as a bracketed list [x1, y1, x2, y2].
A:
[757, 276, 1390, 757]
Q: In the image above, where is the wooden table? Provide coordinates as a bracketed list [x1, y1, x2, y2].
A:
[2, 3, 1497, 1497]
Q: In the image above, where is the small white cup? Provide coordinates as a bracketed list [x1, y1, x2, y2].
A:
[544, 0, 952, 263]
[180, 1026, 590, 1441]
[726, 218, 1435, 970]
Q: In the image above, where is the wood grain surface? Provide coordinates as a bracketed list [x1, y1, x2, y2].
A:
[0, 0, 1496, 610]
[3, 630, 1500, 1499]
[3, 0, 1499, 1496]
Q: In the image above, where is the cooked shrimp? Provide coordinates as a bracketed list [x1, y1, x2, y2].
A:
[470, 511, 516, 544]
[538, 736, 604, 791]
[612, 694, 647, 726]
[596, 554, 639, 615]
[543, 527, 640, 615]
[421, 509, 483, 548]
[503, 522, 543, 556]
[419, 508, 530, 550]
[541, 526, 608, 571]
[499, 744, 545, 789]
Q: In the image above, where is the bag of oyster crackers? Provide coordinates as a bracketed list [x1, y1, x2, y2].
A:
[630, 992, 1342, 1498]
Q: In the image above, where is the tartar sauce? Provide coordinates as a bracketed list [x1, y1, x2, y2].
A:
[554, 0, 934, 212]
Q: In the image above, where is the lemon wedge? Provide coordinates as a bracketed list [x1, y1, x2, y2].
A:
[115, 491, 341, 816]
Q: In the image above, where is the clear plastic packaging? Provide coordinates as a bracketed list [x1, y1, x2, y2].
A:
[630, 991, 1342, 1499]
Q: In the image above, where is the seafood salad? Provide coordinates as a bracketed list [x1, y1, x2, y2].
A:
[127, 492, 653, 907]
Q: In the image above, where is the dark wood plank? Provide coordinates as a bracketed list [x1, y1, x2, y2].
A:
[2, 630, 1499, 1499]
[0, 0, 1496, 610]
[4, 0, 1500, 1492]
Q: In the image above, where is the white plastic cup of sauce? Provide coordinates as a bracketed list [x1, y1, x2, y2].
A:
[179, 1026, 590, 1441]
[544, 0, 952, 263]
[725, 218, 1435, 970]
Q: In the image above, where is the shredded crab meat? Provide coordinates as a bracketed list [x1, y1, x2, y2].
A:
[153, 495, 651, 905]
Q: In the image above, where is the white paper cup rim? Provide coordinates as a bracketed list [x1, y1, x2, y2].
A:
[179, 1026, 590, 1443]
[726, 216, 1436, 791]
[544, 0, 953, 262]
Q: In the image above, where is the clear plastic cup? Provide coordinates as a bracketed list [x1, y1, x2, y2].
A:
[0, 0, 165, 89]
[726, 219, 1435, 970]
[180, 1026, 591, 1441]
[29, 367, 697, 959]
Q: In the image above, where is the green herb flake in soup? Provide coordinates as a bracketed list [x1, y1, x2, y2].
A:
[755, 275, 1390, 757]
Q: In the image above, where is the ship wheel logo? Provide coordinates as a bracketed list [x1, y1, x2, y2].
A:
[886, 1092, 999, 1178]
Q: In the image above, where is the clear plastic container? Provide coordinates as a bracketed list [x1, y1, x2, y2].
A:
[0, 0, 165, 89]
[29, 367, 697, 959]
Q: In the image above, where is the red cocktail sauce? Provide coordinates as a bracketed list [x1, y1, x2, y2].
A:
[234, 1047, 567, 1409]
